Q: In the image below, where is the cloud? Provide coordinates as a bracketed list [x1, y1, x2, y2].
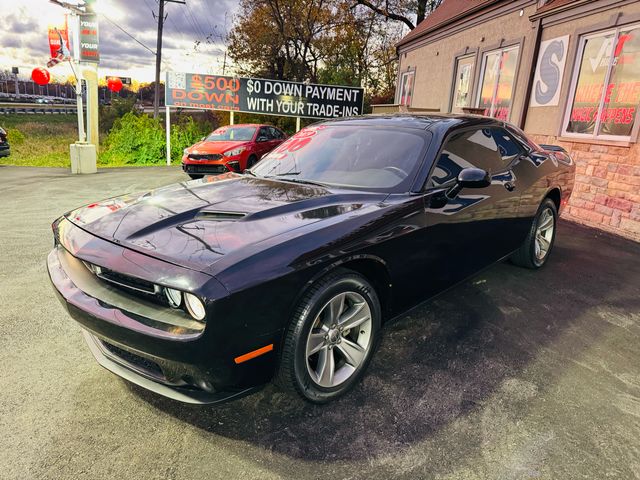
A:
[0, 0, 238, 81]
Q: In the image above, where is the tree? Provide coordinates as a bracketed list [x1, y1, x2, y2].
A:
[228, 0, 340, 82]
[352, 0, 443, 30]
[226, 0, 404, 102]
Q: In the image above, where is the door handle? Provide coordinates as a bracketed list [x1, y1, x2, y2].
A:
[504, 182, 515, 192]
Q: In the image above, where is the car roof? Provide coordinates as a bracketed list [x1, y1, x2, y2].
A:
[217, 123, 279, 128]
[321, 113, 500, 132]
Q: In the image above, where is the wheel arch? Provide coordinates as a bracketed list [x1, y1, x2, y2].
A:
[293, 254, 393, 322]
[545, 186, 562, 211]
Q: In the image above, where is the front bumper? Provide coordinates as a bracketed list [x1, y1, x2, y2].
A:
[82, 330, 258, 404]
[182, 162, 229, 175]
[46, 221, 270, 404]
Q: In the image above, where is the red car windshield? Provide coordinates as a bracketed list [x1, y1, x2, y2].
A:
[252, 125, 428, 192]
[206, 126, 256, 142]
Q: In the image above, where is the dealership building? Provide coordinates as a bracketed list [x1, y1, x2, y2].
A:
[390, 0, 640, 241]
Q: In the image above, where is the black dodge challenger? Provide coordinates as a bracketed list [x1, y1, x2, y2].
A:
[48, 115, 575, 404]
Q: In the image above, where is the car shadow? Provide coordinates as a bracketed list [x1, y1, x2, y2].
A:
[126, 221, 634, 462]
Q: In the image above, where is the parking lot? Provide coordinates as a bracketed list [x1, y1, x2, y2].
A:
[1, 165, 639, 480]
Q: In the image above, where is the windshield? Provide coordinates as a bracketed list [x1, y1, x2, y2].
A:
[206, 126, 256, 142]
[252, 124, 427, 192]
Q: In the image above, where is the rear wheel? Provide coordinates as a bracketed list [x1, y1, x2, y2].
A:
[510, 198, 557, 269]
[276, 269, 381, 403]
[188, 174, 203, 180]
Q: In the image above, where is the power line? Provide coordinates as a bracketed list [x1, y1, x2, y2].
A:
[101, 14, 157, 56]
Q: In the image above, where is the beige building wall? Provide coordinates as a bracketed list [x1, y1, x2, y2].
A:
[398, 3, 538, 123]
[525, 1, 640, 136]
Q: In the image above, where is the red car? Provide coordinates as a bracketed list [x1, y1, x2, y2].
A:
[181, 124, 287, 179]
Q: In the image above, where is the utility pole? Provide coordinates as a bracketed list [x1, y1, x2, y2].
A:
[153, 0, 184, 119]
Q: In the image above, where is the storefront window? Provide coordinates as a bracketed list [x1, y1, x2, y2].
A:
[476, 45, 520, 120]
[398, 70, 415, 106]
[452, 55, 474, 113]
[564, 25, 640, 139]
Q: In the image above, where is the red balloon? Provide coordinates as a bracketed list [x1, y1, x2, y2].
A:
[31, 67, 50, 86]
[107, 77, 123, 92]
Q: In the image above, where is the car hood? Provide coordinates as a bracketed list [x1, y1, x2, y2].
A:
[187, 140, 250, 154]
[65, 173, 387, 274]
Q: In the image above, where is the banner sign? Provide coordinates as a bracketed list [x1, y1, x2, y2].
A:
[531, 35, 569, 107]
[78, 14, 99, 63]
[165, 72, 364, 119]
[48, 19, 70, 60]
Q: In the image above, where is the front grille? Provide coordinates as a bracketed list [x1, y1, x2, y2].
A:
[97, 267, 158, 295]
[101, 341, 165, 379]
[184, 163, 228, 174]
[188, 153, 223, 161]
[82, 260, 171, 308]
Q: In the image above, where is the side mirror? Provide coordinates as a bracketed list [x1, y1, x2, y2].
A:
[446, 167, 490, 199]
[458, 167, 491, 188]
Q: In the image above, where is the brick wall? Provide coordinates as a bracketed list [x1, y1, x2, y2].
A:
[531, 135, 640, 242]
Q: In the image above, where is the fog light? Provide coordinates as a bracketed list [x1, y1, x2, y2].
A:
[185, 293, 206, 321]
[164, 287, 182, 308]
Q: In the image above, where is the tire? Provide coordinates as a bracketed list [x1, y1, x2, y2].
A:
[276, 268, 381, 403]
[245, 155, 258, 170]
[510, 198, 557, 269]
[188, 174, 204, 180]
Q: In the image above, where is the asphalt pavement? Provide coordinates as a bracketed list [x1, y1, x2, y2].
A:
[1, 165, 639, 480]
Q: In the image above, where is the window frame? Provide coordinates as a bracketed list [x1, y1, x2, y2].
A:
[425, 126, 508, 191]
[562, 24, 640, 142]
[475, 44, 521, 121]
[449, 52, 477, 113]
[397, 69, 416, 107]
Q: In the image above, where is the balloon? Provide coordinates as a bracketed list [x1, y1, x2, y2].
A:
[31, 68, 51, 86]
[107, 77, 123, 92]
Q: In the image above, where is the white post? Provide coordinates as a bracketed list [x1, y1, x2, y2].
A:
[296, 116, 301, 132]
[70, 13, 86, 143]
[230, 110, 234, 125]
[75, 71, 86, 142]
[165, 105, 171, 166]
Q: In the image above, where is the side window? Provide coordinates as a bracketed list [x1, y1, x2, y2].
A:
[490, 128, 523, 164]
[430, 128, 503, 187]
[269, 127, 282, 139]
[258, 127, 271, 140]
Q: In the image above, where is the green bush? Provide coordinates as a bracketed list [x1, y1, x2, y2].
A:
[101, 112, 165, 164]
[100, 112, 209, 165]
[99, 96, 137, 133]
[170, 115, 208, 161]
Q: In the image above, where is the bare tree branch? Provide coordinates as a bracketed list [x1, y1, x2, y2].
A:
[352, 0, 415, 30]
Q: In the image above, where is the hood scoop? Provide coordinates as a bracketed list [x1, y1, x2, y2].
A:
[196, 210, 247, 222]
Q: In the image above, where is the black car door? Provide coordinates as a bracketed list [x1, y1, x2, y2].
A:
[390, 126, 526, 308]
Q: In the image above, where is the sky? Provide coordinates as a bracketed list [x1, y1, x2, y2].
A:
[0, 0, 239, 82]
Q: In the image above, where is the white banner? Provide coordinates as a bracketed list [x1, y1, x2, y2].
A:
[531, 35, 570, 107]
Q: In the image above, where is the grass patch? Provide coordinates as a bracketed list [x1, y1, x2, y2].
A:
[1, 112, 209, 168]
[1, 114, 78, 167]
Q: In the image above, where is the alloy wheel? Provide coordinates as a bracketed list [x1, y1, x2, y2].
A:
[305, 291, 373, 388]
[534, 207, 555, 261]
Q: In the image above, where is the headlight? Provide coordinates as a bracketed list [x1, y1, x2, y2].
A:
[164, 287, 182, 308]
[0, 127, 6, 135]
[224, 147, 245, 157]
[183, 148, 189, 155]
[185, 293, 206, 321]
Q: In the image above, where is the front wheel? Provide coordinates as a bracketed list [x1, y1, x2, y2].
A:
[245, 155, 258, 170]
[510, 198, 557, 269]
[188, 174, 203, 180]
[276, 269, 381, 403]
